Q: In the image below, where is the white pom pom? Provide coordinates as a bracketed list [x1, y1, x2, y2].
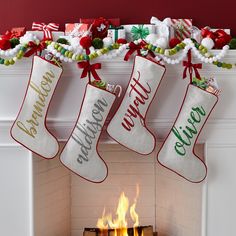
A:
[208, 58, 213, 63]
[103, 37, 113, 47]
[70, 37, 81, 48]
[204, 58, 209, 63]
[145, 34, 158, 44]
[155, 37, 168, 49]
[89, 46, 95, 53]
[201, 37, 215, 50]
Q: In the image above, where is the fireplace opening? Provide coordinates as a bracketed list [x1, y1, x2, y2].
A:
[33, 143, 204, 236]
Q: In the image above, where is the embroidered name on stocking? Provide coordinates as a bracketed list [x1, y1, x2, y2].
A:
[16, 70, 55, 138]
[172, 106, 206, 156]
[122, 71, 151, 131]
[71, 98, 108, 164]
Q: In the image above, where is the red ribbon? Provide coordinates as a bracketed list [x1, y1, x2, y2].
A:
[78, 61, 101, 82]
[24, 41, 46, 57]
[32, 22, 59, 40]
[183, 50, 202, 81]
[124, 42, 142, 61]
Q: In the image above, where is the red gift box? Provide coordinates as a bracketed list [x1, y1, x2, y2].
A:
[80, 18, 120, 27]
[4, 27, 26, 38]
[65, 23, 89, 37]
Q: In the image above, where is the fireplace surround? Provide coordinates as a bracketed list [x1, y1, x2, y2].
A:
[0, 51, 236, 236]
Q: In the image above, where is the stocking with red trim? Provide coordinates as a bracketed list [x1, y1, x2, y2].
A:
[157, 58, 219, 183]
[11, 56, 63, 159]
[60, 83, 117, 182]
[107, 55, 166, 155]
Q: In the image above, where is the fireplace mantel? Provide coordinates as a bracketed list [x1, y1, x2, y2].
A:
[0, 52, 236, 236]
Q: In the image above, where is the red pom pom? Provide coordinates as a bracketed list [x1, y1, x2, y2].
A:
[80, 36, 92, 49]
[116, 38, 127, 44]
[169, 38, 181, 48]
[0, 38, 11, 50]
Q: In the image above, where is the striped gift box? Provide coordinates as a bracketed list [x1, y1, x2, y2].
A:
[170, 19, 192, 40]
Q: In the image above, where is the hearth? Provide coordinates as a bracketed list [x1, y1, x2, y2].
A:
[83, 226, 153, 236]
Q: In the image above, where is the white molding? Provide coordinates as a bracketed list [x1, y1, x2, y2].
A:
[201, 143, 209, 236]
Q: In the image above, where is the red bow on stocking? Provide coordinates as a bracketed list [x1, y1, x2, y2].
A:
[183, 50, 202, 82]
[32, 22, 59, 40]
[124, 42, 143, 61]
[78, 61, 101, 83]
[24, 41, 47, 57]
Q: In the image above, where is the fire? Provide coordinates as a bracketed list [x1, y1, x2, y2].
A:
[97, 185, 142, 236]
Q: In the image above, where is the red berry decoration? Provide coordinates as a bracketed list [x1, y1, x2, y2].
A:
[169, 37, 181, 48]
[116, 38, 127, 44]
[0, 38, 11, 50]
[80, 36, 92, 49]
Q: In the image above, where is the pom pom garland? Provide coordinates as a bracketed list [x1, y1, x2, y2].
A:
[201, 38, 215, 50]
[80, 36, 92, 49]
[169, 38, 181, 48]
[0, 31, 234, 71]
[116, 38, 127, 44]
[92, 38, 104, 49]
[103, 37, 113, 47]
[229, 38, 236, 49]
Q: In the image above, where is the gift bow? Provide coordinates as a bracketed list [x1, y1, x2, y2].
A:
[78, 61, 101, 81]
[24, 41, 46, 57]
[150, 17, 171, 37]
[150, 16, 171, 27]
[183, 50, 202, 81]
[32, 22, 59, 40]
[124, 41, 147, 61]
[131, 25, 149, 40]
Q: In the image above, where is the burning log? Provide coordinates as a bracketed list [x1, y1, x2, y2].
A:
[83, 225, 154, 236]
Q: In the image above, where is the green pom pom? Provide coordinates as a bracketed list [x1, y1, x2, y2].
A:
[56, 38, 69, 45]
[92, 38, 104, 49]
[10, 38, 20, 48]
[229, 38, 236, 49]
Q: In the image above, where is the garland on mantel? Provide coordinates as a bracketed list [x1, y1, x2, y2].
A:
[0, 32, 234, 70]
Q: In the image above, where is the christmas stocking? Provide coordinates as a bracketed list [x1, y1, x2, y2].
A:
[107, 55, 166, 155]
[60, 83, 116, 183]
[11, 56, 63, 159]
[157, 84, 218, 183]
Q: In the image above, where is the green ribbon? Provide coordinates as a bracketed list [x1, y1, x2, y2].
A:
[192, 77, 207, 89]
[109, 26, 124, 41]
[131, 25, 149, 40]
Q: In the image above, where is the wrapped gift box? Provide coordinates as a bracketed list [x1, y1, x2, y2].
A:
[191, 27, 231, 43]
[27, 31, 64, 41]
[107, 26, 126, 42]
[65, 23, 89, 37]
[80, 18, 120, 27]
[170, 19, 192, 40]
[122, 24, 155, 42]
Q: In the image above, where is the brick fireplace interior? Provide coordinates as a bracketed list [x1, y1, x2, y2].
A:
[34, 143, 204, 236]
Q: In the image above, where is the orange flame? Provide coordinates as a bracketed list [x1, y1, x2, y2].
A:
[97, 185, 141, 236]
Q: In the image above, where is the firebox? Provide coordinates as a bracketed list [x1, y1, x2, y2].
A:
[33, 143, 204, 236]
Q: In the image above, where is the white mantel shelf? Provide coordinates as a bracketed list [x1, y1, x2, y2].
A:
[0, 51, 236, 236]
